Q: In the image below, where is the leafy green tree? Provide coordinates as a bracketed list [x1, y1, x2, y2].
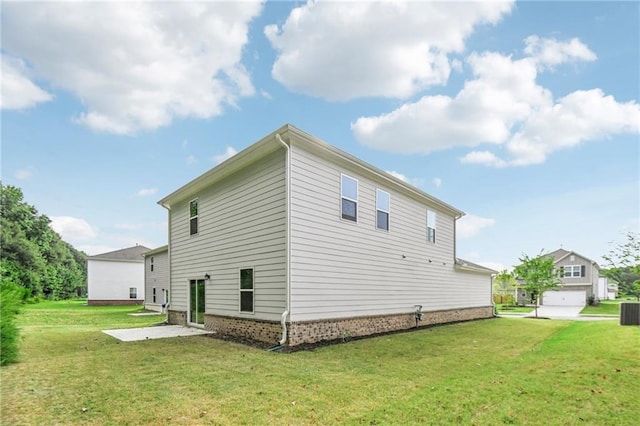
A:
[514, 252, 563, 317]
[602, 232, 640, 300]
[0, 183, 86, 300]
[493, 270, 517, 305]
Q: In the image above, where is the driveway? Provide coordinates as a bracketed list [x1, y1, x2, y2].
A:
[103, 325, 212, 342]
[533, 305, 583, 318]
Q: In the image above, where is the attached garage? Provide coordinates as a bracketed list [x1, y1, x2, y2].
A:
[542, 290, 586, 306]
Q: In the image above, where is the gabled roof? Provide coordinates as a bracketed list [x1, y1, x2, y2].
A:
[546, 248, 600, 269]
[455, 258, 498, 275]
[88, 245, 150, 262]
[158, 124, 464, 218]
[142, 245, 168, 257]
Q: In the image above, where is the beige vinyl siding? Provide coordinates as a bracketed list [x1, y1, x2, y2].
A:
[555, 254, 599, 296]
[289, 142, 489, 321]
[145, 249, 168, 307]
[168, 149, 287, 321]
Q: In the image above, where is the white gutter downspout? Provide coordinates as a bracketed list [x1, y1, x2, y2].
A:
[159, 202, 172, 322]
[276, 133, 290, 345]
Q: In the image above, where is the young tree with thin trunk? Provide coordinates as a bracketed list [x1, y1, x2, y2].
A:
[514, 252, 563, 317]
[602, 231, 640, 300]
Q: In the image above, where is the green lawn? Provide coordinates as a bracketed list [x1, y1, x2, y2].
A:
[495, 304, 534, 314]
[581, 299, 629, 315]
[2, 302, 639, 425]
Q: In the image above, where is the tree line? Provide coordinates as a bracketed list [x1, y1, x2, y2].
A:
[1, 183, 86, 301]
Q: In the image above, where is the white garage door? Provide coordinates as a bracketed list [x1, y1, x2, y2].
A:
[542, 290, 586, 306]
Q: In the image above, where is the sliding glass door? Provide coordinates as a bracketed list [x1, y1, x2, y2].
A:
[189, 279, 205, 325]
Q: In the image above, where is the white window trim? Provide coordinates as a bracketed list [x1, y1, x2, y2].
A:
[189, 198, 199, 236]
[563, 265, 582, 278]
[340, 173, 358, 223]
[239, 267, 255, 314]
[427, 209, 437, 244]
[376, 188, 390, 231]
[129, 287, 137, 299]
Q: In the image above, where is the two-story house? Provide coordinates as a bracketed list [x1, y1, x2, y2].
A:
[142, 245, 169, 313]
[87, 245, 149, 305]
[158, 124, 495, 347]
[516, 248, 601, 306]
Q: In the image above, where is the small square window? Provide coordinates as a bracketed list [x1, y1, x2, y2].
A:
[129, 287, 137, 299]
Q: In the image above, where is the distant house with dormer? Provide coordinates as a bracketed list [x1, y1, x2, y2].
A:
[517, 249, 601, 307]
[87, 245, 150, 305]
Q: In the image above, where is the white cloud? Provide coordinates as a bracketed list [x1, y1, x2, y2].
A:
[266, 0, 513, 101]
[1, 2, 262, 134]
[457, 214, 496, 238]
[524, 35, 597, 69]
[13, 168, 33, 180]
[213, 146, 238, 164]
[50, 216, 98, 242]
[1, 55, 52, 110]
[432, 178, 442, 188]
[136, 188, 158, 197]
[352, 36, 639, 166]
[459, 151, 507, 168]
[386, 170, 424, 188]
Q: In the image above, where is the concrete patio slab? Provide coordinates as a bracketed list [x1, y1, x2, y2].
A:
[103, 325, 212, 342]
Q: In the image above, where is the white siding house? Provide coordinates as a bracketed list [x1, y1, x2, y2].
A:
[143, 245, 169, 312]
[87, 245, 150, 305]
[159, 125, 495, 346]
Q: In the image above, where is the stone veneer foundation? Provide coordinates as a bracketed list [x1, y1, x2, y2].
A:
[168, 306, 494, 346]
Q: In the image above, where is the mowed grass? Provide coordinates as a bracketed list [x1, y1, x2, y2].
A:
[2, 302, 639, 425]
[496, 304, 534, 314]
[581, 299, 636, 316]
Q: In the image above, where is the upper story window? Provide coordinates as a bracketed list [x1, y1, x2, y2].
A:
[189, 199, 198, 235]
[150, 256, 154, 272]
[427, 210, 437, 243]
[376, 189, 390, 231]
[341, 174, 358, 222]
[563, 265, 584, 278]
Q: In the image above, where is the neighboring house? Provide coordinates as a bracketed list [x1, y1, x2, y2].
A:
[158, 124, 496, 347]
[143, 245, 169, 312]
[87, 245, 150, 306]
[516, 249, 600, 307]
[597, 276, 618, 300]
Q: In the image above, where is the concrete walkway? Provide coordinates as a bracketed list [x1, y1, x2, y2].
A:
[103, 325, 212, 342]
[498, 305, 617, 321]
[534, 305, 583, 318]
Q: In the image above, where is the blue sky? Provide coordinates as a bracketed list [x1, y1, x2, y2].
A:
[2, 1, 638, 271]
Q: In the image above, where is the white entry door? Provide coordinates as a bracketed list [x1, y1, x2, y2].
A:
[542, 290, 585, 306]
